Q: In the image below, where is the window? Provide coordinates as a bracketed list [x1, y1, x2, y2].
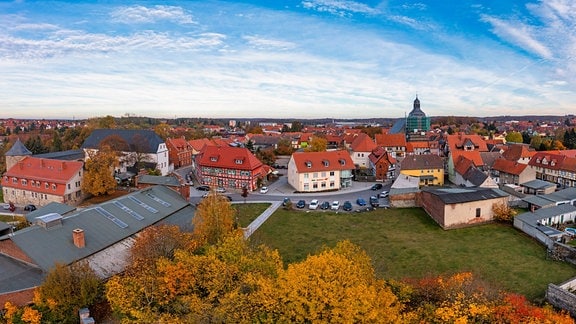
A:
[45, 183, 49, 189]
[235, 159, 244, 165]
[313, 183, 318, 189]
[303, 183, 309, 191]
[305, 161, 312, 168]
[68, 184, 71, 189]
[12, 178, 17, 184]
[330, 182, 335, 188]
[322, 160, 329, 167]
[321, 182, 326, 188]
[304, 173, 309, 179]
[476, 208, 481, 218]
[321, 172, 326, 177]
[52, 184, 57, 190]
[21, 179, 27, 186]
[330, 171, 335, 176]
[313, 172, 318, 178]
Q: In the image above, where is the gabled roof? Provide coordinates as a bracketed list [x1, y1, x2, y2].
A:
[291, 150, 354, 173]
[528, 152, 566, 170]
[400, 154, 443, 170]
[138, 175, 181, 186]
[375, 133, 406, 147]
[446, 134, 488, 152]
[479, 152, 502, 168]
[350, 133, 377, 152]
[1, 157, 84, 195]
[463, 167, 488, 186]
[451, 150, 484, 167]
[166, 137, 192, 151]
[5, 138, 32, 156]
[34, 149, 85, 161]
[422, 187, 508, 204]
[196, 145, 263, 171]
[492, 158, 528, 175]
[11, 185, 191, 272]
[188, 138, 213, 151]
[501, 144, 536, 162]
[454, 155, 475, 176]
[81, 129, 164, 153]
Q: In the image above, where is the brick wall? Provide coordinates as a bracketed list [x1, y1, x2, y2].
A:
[0, 288, 36, 309]
[0, 240, 34, 264]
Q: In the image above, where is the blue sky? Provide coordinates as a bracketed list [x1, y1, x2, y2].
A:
[1, 0, 575, 120]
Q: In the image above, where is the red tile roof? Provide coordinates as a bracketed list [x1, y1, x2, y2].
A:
[350, 133, 377, 152]
[196, 145, 263, 170]
[492, 158, 528, 175]
[291, 150, 354, 173]
[375, 133, 406, 147]
[454, 155, 475, 176]
[1, 157, 83, 196]
[528, 152, 567, 170]
[447, 134, 488, 152]
[188, 138, 213, 151]
[501, 144, 536, 161]
[451, 150, 484, 167]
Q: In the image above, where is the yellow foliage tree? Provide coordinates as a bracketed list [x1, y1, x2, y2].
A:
[273, 240, 403, 323]
[304, 136, 328, 152]
[82, 145, 118, 196]
[492, 201, 516, 223]
[193, 192, 239, 246]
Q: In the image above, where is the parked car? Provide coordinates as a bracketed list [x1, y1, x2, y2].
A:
[196, 185, 210, 191]
[356, 198, 367, 206]
[369, 196, 380, 207]
[1, 203, 10, 210]
[283, 197, 291, 206]
[379, 191, 389, 198]
[309, 199, 319, 210]
[216, 187, 226, 193]
[343, 201, 353, 211]
[260, 186, 269, 194]
[331, 201, 340, 210]
[296, 200, 306, 208]
[24, 204, 36, 211]
[371, 183, 383, 190]
[320, 201, 330, 210]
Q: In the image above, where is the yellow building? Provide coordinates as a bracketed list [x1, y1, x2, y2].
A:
[399, 154, 444, 187]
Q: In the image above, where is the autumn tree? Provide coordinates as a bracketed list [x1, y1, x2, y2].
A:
[34, 261, 103, 323]
[275, 137, 294, 155]
[505, 131, 523, 143]
[154, 122, 171, 140]
[255, 147, 276, 166]
[304, 135, 327, 152]
[272, 240, 403, 323]
[130, 224, 194, 267]
[193, 192, 239, 246]
[492, 201, 517, 223]
[82, 145, 118, 196]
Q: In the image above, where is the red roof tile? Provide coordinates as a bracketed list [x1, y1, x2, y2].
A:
[492, 158, 528, 175]
[196, 146, 263, 170]
[375, 133, 406, 147]
[350, 133, 377, 152]
[291, 150, 354, 173]
[451, 150, 484, 167]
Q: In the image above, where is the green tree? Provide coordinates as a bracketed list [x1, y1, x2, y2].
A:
[51, 130, 63, 152]
[290, 120, 303, 132]
[505, 131, 523, 143]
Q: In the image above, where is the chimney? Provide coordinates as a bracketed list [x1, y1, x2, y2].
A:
[73, 228, 85, 248]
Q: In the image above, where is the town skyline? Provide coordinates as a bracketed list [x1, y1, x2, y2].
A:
[1, 0, 575, 120]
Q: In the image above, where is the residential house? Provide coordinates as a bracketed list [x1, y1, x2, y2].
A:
[287, 150, 354, 192]
[501, 143, 536, 164]
[368, 147, 396, 182]
[194, 145, 266, 191]
[491, 158, 536, 185]
[375, 133, 407, 158]
[527, 152, 576, 188]
[246, 134, 281, 151]
[166, 137, 193, 168]
[350, 133, 377, 169]
[420, 187, 509, 229]
[399, 154, 444, 187]
[453, 155, 497, 188]
[1, 156, 84, 207]
[81, 129, 170, 176]
[406, 141, 433, 155]
[445, 134, 489, 184]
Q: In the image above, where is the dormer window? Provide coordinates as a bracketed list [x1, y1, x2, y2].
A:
[322, 160, 329, 167]
[21, 179, 27, 186]
[12, 177, 17, 184]
[210, 156, 218, 162]
[339, 159, 346, 166]
[45, 182, 49, 189]
[551, 160, 556, 166]
[536, 158, 541, 163]
[235, 159, 244, 165]
[52, 184, 57, 190]
[305, 161, 312, 168]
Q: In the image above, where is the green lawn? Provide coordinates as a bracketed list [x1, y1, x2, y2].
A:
[251, 207, 576, 301]
[234, 203, 271, 228]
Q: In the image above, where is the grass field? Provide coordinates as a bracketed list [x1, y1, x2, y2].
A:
[234, 203, 271, 227]
[250, 207, 576, 301]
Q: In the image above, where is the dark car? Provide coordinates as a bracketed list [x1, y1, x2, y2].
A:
[356, 198, 367, 206]
[320, 201, 330, 210]
[369, 196, 380, 207]
[371, 183, 383, 190]
[296, 200, 306, 208]
[283, 197, 291, 206]
[343, 201, 353, 211]
[24, 204, 36, 211]
[196, 185, 210, 191]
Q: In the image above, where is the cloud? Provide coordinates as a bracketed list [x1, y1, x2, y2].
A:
[301, 0, 379, 17]
[110, 5, 196, 24]
[243, 35, 296, 50]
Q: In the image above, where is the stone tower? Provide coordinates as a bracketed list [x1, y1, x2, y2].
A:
[5, 138, 32, 171]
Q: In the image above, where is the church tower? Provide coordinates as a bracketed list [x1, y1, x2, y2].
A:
[5, 138, 32, 171]
[405, 95, 430, 141]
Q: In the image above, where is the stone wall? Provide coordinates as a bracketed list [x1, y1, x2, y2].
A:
[546, 280, 576, 318]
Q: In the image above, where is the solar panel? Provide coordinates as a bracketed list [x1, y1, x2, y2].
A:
[128, 196, 158, 213]
[113, 201, 144, 221]
[95, 207, 128, 228]
[146, 193, 171, 207]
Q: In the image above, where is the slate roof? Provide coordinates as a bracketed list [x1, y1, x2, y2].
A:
[521, 195, 556, 208]
[5, 138, 32, 156]
[81, 129, 164, 153]
[0, 254, 44, 294]
[463, 167, 488, 186]
[34, 149, 85, 161]
[138, 175, 181, 187]
[516, 204, 576, 226]
[421, 187, 508, 204]
[400, 154, 443, 170]
[522, 179, 556, 190]
[11, 185, 191, 271]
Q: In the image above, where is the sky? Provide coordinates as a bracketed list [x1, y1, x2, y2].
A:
[1, 0, 575, 120]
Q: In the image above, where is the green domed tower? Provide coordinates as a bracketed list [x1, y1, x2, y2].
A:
[405, 95, 430, 138]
